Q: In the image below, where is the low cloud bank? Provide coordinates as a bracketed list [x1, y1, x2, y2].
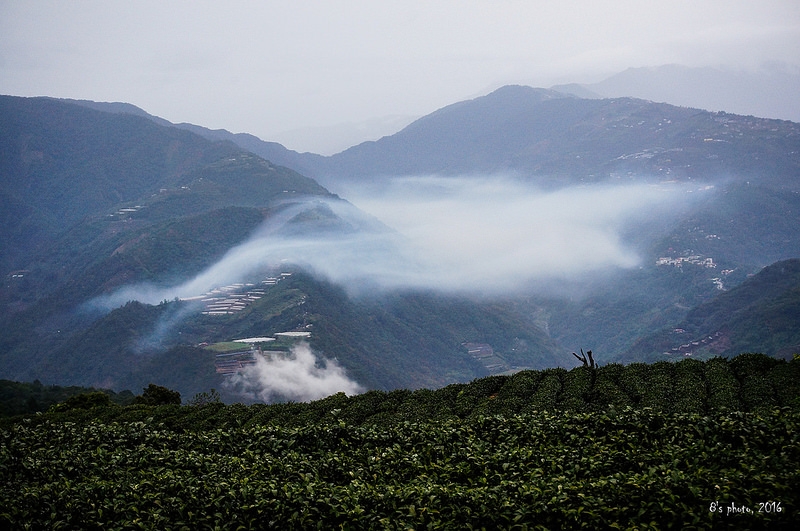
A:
[224, 342, 363, 403]
[93, 176, 710, 307]
[335, 176, 707, 293]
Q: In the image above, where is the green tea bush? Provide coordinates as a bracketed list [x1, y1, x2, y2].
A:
[2, 354, 799, 529]
[705, 356, 742, 410]
[2, 409, 796, 529]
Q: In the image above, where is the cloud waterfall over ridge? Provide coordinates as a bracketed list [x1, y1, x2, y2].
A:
[93, 176, 709, 308]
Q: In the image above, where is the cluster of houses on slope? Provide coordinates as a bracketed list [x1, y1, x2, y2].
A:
[7, 270, 29, 280]
[462, 342, 512, 374]
[107, 204, 145, 221]
[656, 255, 716, 268]
[180, 273, 293, 315]
[214, 349, 260, 375]
[655, 254, 736, 290]
[663, 330, 726, 357]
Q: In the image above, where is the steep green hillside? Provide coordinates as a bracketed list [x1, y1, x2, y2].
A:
[652, 183, 800, 266]
[0, 96, 228, 271]
[0, 96, 330, 273]
[3, 271, 564, 397]
[621, 259, 800, 362]
[0, 205, 270, 388]
[0, 97, 342, 394]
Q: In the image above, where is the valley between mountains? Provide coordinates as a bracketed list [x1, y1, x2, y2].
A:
[1, 87, 799, 402]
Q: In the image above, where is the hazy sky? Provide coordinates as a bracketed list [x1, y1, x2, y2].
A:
[2, 1, 799, 151]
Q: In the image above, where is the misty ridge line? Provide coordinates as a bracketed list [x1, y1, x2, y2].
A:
[91, 175, 714, 311]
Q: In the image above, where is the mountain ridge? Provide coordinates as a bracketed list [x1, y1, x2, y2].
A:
[305, 86, 800, 190]
[557, 64, 800, 123]
[2, 92, 800, 400]
[0, 95, 332, 272]
[55, 96, 327, 179]
[57, 83, 800, 195]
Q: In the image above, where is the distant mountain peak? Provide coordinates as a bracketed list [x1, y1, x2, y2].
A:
[391, 84, 572, 145]
[484, 84, 570, 101]
[417, 84, 569, 118]
[302, 82, 800, 189]
[573, 63, 800, 122]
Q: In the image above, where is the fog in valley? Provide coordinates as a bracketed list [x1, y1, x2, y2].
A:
[96, 176, 710, 308]
[336, 176, 710, 294]
[2, 0, 797, 420]
[83, 176, 717, 399]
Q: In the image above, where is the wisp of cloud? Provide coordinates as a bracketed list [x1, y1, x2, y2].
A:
[224, 342, 363, 403]
[335, 175, 706, 293]
[93, 176, 709, 307]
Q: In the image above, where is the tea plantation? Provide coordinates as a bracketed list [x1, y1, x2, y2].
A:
[1, 353, 798, 529]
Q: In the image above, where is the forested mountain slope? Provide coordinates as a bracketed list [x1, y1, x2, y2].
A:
[3, 93, 800, 399]
[621, 259, 800, 362]
[0, 95, 330, 273]
[0, 97, 564, 397]
[0, 97, 339, 394]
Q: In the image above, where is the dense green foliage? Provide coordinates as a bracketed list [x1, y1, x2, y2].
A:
[133, 384, 182, 406]
[2, 409, 796, 529]
[12, 353, 792, 428]
[0, 380, 134, 417]
[1, 354, 797, 529]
